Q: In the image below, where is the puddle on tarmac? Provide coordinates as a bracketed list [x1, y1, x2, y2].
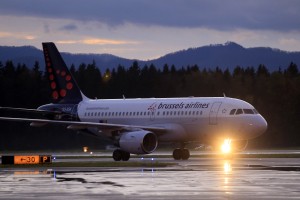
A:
[55, 176, 125, 187]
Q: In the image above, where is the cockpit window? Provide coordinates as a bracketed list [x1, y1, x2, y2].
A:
[253, 109, 258, 114]
[243, 109, 254, 114]
[230, 109, 236, 115]
[236, 109, 243, 115]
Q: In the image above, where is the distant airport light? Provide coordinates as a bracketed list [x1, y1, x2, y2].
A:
[83, 146, 88, 153]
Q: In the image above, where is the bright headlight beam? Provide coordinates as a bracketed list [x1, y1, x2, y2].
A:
[221, 139, 232, 154]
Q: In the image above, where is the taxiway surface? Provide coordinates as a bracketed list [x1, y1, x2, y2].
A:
[1, 151, 300, 199]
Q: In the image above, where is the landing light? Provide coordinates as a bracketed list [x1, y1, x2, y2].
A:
[221, 139, 232, 154]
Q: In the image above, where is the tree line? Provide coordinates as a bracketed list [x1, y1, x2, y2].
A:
[0, 60, 299, 150]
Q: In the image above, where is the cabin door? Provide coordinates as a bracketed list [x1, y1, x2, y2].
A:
[209, 102, 222, 125]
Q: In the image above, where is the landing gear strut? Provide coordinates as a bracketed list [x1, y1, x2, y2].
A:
[172, 148, 190, 160]
[113, 149, 130, 161]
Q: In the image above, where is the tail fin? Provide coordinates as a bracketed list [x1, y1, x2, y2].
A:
[42, 42, 85, 104]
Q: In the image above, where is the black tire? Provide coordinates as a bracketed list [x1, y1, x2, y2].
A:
[181, 149, 190, 160]
[173, 148, 182, 160]
[121, 151, 130, 161]
[113, 149, 122, 161]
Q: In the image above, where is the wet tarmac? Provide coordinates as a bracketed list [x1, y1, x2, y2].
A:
[1, 151, 300, 199]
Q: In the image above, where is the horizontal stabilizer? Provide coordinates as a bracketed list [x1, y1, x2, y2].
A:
[0, 117, 167, 134]
[0, 106, 61, 115]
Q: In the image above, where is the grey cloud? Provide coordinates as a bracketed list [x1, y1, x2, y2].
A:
[0, 0, 300, 31]
[59, 24, 78, 31]
[44, 23, 50, 33]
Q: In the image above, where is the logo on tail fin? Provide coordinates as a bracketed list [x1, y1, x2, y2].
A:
[43, 42, 83, 104]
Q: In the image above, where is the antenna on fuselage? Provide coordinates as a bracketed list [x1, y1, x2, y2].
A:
[223, 93, 226, 97]
[123, 95, 126, 100]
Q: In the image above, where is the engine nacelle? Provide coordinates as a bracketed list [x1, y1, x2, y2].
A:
[119, 130, 158, 154]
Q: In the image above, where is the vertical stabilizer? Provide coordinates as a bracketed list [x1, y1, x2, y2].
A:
[42, 42, 85, 104]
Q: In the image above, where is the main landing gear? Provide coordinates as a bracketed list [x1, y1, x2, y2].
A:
[113, 149, 130, 161]
[172, 148, 190, 160]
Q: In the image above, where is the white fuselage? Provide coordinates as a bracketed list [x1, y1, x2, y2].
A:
[77, 97, 267, 143]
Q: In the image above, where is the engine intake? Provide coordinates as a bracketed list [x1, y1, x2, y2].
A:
[119, 130, 158, 154]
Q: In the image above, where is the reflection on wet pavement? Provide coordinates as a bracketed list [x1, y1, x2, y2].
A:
[1, 157, 300, 199]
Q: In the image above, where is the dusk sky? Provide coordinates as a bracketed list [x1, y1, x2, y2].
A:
[1, 0, 300, 60]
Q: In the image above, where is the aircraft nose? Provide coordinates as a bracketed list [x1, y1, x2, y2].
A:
[254, 115, 268, 135]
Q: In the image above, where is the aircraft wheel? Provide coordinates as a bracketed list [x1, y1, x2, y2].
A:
[173, 148, 182, 160]
[181, 149, 190, 160]
[113, 149, 122, 161]
[121, 151, 130, 161]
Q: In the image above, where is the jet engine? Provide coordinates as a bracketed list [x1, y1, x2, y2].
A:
[119, 130, 158, 154]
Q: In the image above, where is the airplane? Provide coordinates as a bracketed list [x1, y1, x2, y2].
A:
[0, 42, 268, 161]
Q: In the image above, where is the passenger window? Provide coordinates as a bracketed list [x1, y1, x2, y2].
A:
[157, 112, 160, 116]
[230, 109, 236, 115]
[236, 109, 243, 115]
[243, 109, 254, 114]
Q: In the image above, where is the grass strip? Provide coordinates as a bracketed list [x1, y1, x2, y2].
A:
[0, 161, 176, 168]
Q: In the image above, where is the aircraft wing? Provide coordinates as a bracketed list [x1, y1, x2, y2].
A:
[0, 106, 61, 115]
[0, 117, 167, 134]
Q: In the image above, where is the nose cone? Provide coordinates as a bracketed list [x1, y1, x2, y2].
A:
[241, 115, 268, 140]
[254, 115, 268, 136]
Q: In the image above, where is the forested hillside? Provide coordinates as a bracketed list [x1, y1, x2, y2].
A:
[0, 60, 299, 150]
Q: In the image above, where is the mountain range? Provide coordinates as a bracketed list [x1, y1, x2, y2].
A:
[1, 42, 299, 71]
